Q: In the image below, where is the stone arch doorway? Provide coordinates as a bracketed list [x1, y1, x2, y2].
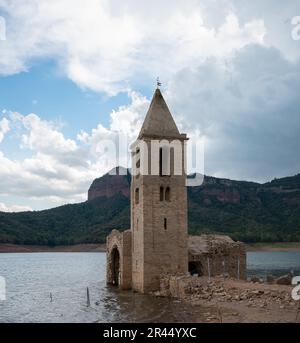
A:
[111, 247, 120, 286]
[107, 230, 132, 290]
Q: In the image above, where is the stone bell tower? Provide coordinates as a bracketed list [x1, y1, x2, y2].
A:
[131, 87, 188, 293]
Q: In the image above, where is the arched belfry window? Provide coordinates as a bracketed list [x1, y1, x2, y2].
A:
[135, 147, 140, 177]
[159, 148, 163, 176]
[165, 187, 170, 202]
[160, 186, 164, 201]
[135, 188, 139, 204]
[159, 146, 170, 176]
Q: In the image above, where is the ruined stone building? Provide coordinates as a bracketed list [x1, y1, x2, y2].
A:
[106, 87, 246, 294]
[188, 235, 246, 280]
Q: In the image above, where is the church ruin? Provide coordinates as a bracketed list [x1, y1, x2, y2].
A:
[106, 87, 246, 293]
[188, 234, 246, 280]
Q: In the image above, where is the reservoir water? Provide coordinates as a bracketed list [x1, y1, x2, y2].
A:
[247, 251, 300, 279]
[0, 252, 299, 322]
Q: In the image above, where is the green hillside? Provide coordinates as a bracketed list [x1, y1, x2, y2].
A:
[188, 175, 300, 242]
[0, 195, 130, 245]
[1, 172, 300, 245]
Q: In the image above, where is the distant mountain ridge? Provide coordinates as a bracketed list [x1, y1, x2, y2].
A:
[88, 166, 131, 201]
[1, 169, 300, 245]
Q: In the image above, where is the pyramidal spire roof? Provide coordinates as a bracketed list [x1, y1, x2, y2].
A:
[138, 88, 182, 139]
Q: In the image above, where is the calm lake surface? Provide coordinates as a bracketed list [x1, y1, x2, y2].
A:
[0, 252, 299, 323]
[247, 251, 300, 279]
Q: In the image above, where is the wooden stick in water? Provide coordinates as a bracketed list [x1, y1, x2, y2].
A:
[87, 287, 91, 307]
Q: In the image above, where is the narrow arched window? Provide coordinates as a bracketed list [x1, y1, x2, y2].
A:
[135, 188, 139, 204]
[159, 146, 170, 176]
[159, 147, 163, 176]
[135, 147, 140, 177]
[160, 186, 164, 201]
[164, 218, 167, 230]
[170, 147, 174, 175]
[165, 187, 170, 202]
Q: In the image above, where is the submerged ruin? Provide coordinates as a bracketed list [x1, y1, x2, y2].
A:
[107, 230, 246, 290]
[106, 87, 246, 293]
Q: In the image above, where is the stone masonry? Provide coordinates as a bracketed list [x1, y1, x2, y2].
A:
[106, 87, 246, 294]
[188, 234, 246, 280]
[130, 88, 188, 293]
[106, 229, 132, 289]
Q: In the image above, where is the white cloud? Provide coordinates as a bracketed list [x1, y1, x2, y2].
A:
[0, 112, 95, 207]
[0, 91, 148, 209]
[0, 0, 299, 210]
[0, 0, 266, 94]
[9, 112, 88, 168]
[0, 118, 10, 142]
[1, 46, 300, 210]
[0, 202, 32, 212]
[76, 91, 149, 171]
[230, 0, 300, 61]
[20, 113, 77, 153]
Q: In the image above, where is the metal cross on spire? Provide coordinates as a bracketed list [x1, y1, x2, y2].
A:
[156, 77, 162, 89]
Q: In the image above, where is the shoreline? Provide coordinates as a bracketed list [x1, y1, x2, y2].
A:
[172, 277, 299, 323]
[0, 243, 106, 253]
[246, 242, 300, 252]
[0, 242, 300, 253]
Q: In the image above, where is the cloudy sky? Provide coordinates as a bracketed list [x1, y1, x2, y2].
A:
[0, 0, 299, 211]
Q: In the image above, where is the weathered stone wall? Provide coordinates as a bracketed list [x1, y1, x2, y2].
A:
[189, 251, 246, 280]
[160, 274, 192, 298]
[131, 138, 188, 293]
[106, 229, 132, 290]
[188, 235, 246, 280]
[105, 89, 247, 295]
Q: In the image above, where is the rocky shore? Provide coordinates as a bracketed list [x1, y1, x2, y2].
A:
[157, 275, 300, 323]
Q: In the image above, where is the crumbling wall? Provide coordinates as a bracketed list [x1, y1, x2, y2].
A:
[189, 250, 246, 280]
[160, 274, 201, 298]
[188, 235, 246, 280]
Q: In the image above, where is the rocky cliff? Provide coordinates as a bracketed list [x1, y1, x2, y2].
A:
[88, 167, 131, 200]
